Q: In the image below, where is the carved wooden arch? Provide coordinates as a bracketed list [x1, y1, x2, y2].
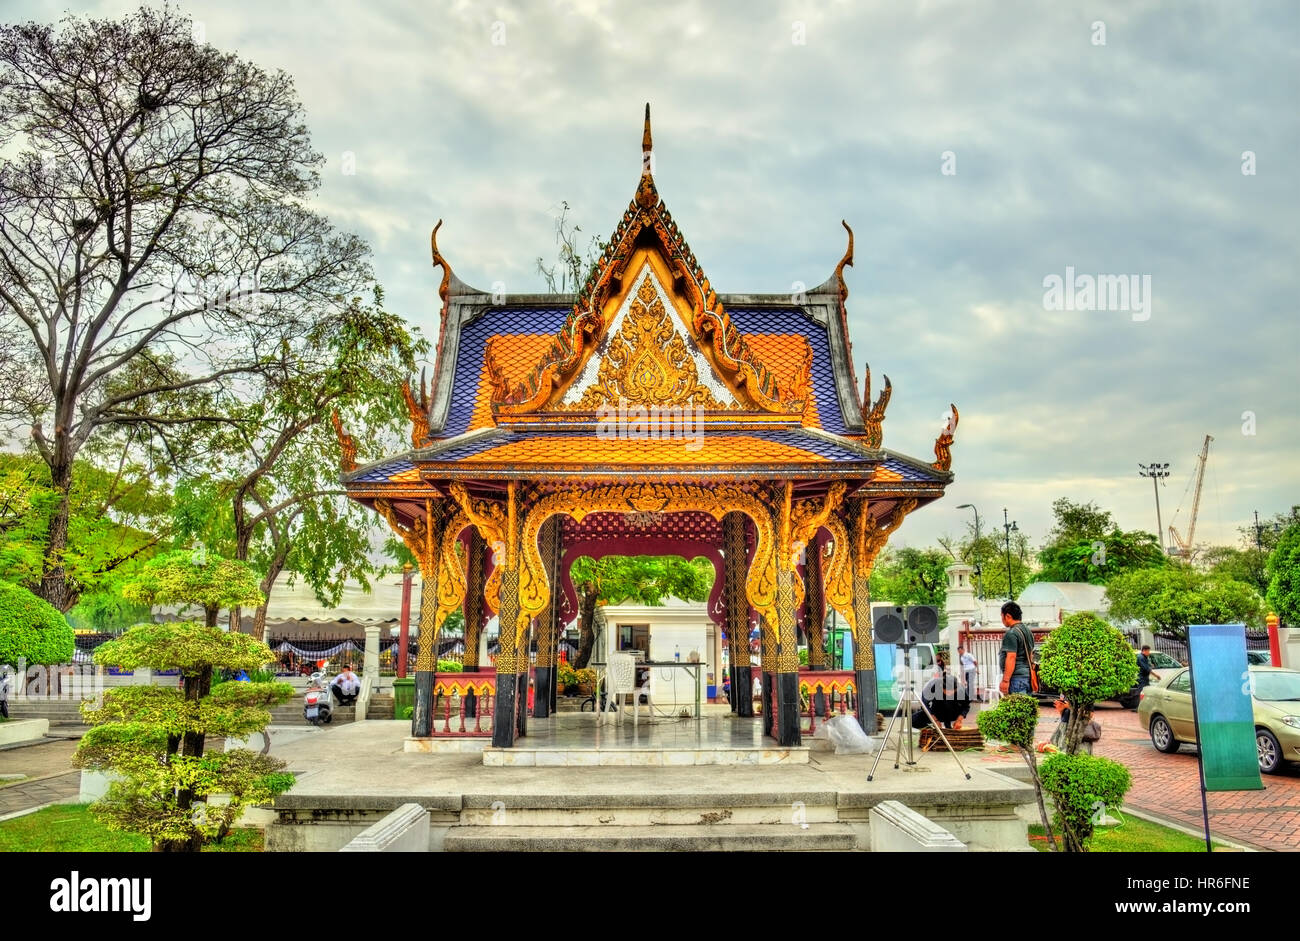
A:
[513, 483, 779, 652]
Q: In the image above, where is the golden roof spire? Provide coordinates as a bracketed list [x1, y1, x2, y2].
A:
[642, 103, 653, 160]
[636, 103, 657, 208]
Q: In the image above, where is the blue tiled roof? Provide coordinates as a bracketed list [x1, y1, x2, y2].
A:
[442, 307, 570, 437]
[726, 308, 848, 434]
[881, 456, 941, 482]
[351, 458, 415, 482]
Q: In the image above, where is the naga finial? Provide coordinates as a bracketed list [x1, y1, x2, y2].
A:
[861, 362, 891, 449]
[835, 220, 854, 304]
[402, 370, 432, 449]
[933, 404, 959, 472]
[430, 220, 452, 316]
[331, 409, 358, 473]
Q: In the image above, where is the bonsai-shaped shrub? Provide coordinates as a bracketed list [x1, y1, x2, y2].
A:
[0, 580, 75, 670]
[1038, 612, 1138, 755]
[75, 622, 294, 851]
[121, 549, 263, 627]
[977, 693, 1057, 850]
[75, 552, 288, 852]
[1039, 752, 1132, 852]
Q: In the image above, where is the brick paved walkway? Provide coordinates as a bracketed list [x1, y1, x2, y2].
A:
[1080, 703, 1300, 851]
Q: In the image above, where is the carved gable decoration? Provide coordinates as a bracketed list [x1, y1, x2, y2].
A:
[490, 106, 806, 421]
[563, 264, 735, 411]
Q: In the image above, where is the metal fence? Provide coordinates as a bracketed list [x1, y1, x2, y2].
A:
[1124, 629, 1271, 665]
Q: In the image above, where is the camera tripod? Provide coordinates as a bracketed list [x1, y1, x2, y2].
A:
[867, 644, 972, 781]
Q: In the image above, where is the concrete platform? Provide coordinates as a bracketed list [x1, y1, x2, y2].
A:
[407, 714, 808, 765]
[265, 719, 1035, 852]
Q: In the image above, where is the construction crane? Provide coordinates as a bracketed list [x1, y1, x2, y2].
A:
[1167, 435, 1213, 560]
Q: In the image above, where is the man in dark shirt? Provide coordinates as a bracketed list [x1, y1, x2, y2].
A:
[998, 601, 1034, 695]
[1136, 646, 1160, 688]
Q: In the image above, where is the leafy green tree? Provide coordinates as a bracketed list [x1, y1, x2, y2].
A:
[0, 580, 74, 668]
[175, 290, 422, 639]
[75, 622, 293, 852]
[1039, 752, 1132, 852]
[977, 693, 1056, 850]
[1202, 545, 1270, 596]
[942, 528, 1034, 599]
[569, 556, 715, 668]
[1031, 498, 1166, 586]
[120, 550, 264, 628]
[1038, 613, 1138, 754]
[0, 452, 168, 609]
[869, 546, 951, 608]
[0, 7, 374, 611]
[1104, 566, 1264, 638]
[1035, 529, 1167, 585]
[1265, 522, 1300, 628]
[1044, 498, 1115, 547]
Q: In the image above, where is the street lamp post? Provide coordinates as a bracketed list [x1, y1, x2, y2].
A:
[956, 503, 983, 599]
[1002, 508, 1018, 600]
[1138, 462, 1170, 553]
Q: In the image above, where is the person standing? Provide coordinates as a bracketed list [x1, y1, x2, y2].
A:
[1136, 645, 1161, 689]
[997, 601, 1034, 696]
[958, 645, 979, 702]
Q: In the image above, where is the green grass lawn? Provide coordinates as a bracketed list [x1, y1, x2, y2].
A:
[0, 804, 263, 852]
[1029, 814, 1221, 852]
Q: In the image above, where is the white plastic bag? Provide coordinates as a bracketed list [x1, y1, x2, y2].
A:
[824, 715, 880, 754]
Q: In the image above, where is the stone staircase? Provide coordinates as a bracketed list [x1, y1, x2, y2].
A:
[268, 702, 355, 725]
[440, 792, 857, 852]
[366, 694, 394, 720]
[6, 699, 88, 726]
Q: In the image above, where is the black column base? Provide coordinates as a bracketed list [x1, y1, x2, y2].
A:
[855, 668, 878, 734]
[735, 666, 753, 717]
[813, 690, 828, 717]
[491, 672, 518, 747]
[412, 669, 435, 737]
[464, 689, 477, 719]
[778, 671, 801, 746]
[532, 666, 551, 718]
[515, 671, 528, 738]
[727, 664, 737, 713]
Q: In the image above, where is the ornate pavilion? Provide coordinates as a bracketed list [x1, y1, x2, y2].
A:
[339, 107, 956, 748]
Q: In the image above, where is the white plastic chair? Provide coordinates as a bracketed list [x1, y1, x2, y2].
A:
[608, 654, 651, 727]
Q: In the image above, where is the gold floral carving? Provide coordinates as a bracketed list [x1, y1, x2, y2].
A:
[574, 275, 727, 410]
[373, 498, 469, 669]
[823, 513, 854, 633]
[861, 364, 891, 450]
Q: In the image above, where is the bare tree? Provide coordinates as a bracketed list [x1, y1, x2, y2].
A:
[0, 6, 372, 610]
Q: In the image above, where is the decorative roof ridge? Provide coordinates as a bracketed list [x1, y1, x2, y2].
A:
[490, 105, 806, 418]
[878, 446, 956, 482]
[796, 425, 882, 459]
[417, 426, 504, 455]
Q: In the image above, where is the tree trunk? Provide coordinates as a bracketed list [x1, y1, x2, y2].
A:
[573, 584, 598, 669]
[157, 664, 212, 853]
[251, 556, 287, 643]
[38, 452, 77, 612]
[1021, 746, 1059, 851]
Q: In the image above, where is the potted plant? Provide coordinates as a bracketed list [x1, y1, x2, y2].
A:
[557, 662, 580, 695]
[575, 667, 597, 697]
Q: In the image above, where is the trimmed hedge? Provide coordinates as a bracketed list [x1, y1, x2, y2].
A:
[1040, 751, 1133, 851]
[0, 580, 75, 667]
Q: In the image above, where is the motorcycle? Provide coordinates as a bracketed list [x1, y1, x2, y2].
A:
[303, 671, 334, 725]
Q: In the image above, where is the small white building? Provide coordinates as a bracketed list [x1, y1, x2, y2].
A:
[594, 597, 719, 710]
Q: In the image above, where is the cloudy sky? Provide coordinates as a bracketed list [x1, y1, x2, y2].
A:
[11, 0, 1298, 553]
